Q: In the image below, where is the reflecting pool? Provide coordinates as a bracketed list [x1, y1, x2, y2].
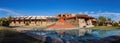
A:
[26, 29, 120, 40]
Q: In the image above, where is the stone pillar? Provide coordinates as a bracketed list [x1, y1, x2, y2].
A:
[20, 21, 24, 26]
[36, 21, 40, 26]
[87, 19, 92, 25]
[78, 19, 86, 28]
[15, 21, 19, 26]
[30, 21, 35, 26]
[86, 19, 94, 27]
[10, 22, 15, 26]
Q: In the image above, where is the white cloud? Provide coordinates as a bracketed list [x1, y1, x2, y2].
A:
[90, 11, 94, 14]
[79, 11, 120, 21]
[91, 12, 120, 21]
[0, 8, 24, 16]
[84, 11, 89, 14]
[79, 12, 83, 14]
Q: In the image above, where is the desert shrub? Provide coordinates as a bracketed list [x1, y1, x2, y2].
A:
[0, 18, 10, 26]
[1, 21, 9, 26]
[98, 22, 104, 26]
[25, 22, 29, 26]
[113, 22, 119, 27]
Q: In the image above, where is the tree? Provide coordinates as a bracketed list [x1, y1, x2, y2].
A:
[7, 15, 12, 24]
[107, 18, 112, 21]
[119, 21, 120, 24]
[0, 16, 12, 26]
[113, 22, 119, 27]
[98, 16, 107, 26]
[0, 18, 9, 26]
[7, 16, 12, 21]
[98, 16, 106, 22]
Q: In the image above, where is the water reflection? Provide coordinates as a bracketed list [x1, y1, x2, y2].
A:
[28, 29, 120, 40]
[92, 30, 120, 38]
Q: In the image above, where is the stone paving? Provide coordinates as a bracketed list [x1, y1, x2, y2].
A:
[47, 23, 76, 30]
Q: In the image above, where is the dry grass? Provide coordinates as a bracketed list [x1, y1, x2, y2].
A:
[89, 26, 120, 30]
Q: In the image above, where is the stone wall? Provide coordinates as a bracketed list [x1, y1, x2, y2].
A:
[65, 19, 78, 26]
[87, 19, 92, 25]
[64, 18, 94, 28]
[78, 19, 87, 28]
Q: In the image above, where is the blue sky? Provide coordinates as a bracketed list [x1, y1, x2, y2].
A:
[0, 0, 120, 21]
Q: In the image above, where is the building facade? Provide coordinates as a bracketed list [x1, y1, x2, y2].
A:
[10, 14, 97, 28]
[10, 16, 57, 27]
[56, 14, 97, 28]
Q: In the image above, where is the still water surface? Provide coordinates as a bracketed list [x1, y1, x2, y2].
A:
[29, 29, 120, 40]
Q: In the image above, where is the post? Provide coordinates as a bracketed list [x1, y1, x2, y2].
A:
[76, 16, 79, 28]
[46, 17, 48, 27]
[40, 17, 42, 26]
